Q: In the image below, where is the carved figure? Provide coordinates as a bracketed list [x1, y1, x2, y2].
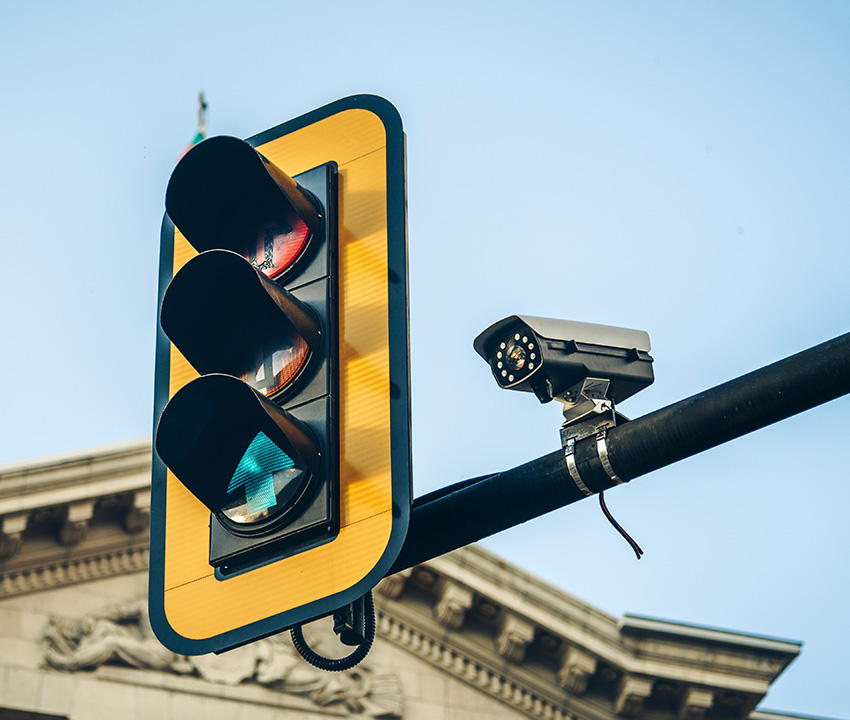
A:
[43, 599, 178, 672]
[42, 598, 402, 718]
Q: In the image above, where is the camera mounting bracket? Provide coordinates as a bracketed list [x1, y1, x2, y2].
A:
[557, 377, 629, 446]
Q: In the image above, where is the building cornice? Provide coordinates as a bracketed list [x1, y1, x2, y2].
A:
[0, 439, 152, 586]
[619, 615, 802, 656]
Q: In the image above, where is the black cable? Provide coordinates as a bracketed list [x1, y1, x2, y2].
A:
[412, 473, 498, 507]
[290, 591, 376, 671]
[598, 491, 643, 559]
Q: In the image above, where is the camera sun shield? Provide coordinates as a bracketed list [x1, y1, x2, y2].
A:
[473, 316, 654, 404]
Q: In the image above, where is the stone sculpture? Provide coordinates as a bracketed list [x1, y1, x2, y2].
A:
[42, 598, 402, 718]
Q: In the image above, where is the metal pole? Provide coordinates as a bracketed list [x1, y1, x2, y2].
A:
[389, 331, 850, 574]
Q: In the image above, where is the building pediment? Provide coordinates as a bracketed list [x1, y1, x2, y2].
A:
[373, 546, 799, 720]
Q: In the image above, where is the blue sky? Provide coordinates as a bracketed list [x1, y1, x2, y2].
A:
[1, 2, 849, 716]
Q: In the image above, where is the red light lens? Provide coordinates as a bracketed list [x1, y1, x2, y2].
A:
[244, 205, 310, 280]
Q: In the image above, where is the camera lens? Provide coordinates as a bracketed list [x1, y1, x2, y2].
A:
[507, 345, 526, 370]
[489, 326, 540, 386]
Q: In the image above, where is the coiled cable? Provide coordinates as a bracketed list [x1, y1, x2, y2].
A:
[290, 591, 376, 671]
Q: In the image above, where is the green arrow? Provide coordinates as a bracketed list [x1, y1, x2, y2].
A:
[228, 432, 294, 515]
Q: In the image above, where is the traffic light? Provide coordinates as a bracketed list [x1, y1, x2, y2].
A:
[149, 96, 410, 655]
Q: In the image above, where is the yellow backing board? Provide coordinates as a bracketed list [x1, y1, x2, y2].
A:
[149, 96, 409, 653]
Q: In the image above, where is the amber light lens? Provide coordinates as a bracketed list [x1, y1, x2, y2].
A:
[240, 327, 310, 398]
[244, 206, 310, 280]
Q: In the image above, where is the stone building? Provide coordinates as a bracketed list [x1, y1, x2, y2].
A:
[0, 440, 824, 720]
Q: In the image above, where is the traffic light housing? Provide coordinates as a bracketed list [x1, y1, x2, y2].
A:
[149, 96, 410, 654]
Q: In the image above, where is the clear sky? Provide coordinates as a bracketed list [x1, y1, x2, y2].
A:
[2, 2, 849, 716]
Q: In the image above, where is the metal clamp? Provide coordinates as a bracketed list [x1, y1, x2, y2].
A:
[595, 429, 625, 485]
[564, 437, 593, 497]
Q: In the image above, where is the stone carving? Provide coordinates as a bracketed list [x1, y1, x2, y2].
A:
[557, 645, 597, 695]
[121, 489, 151, 533]
[496, 613, 535, 664]
[43, 599, 403, 717]
[0, 513, 28, 558]
[376, 569, 412, 600]
[615, 676, 654, 717]
[434, 581, 474, 630]
[58, 501, 95, 546]
[679, 687, 714, 720]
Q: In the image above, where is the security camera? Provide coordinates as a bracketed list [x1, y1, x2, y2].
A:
[473, 315, 654, 406]
[475, 316, 655, 548]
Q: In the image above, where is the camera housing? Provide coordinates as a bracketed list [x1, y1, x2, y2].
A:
[473, 315, 654, 405]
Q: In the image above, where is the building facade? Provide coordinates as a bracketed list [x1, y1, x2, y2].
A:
[0, 440, 822, 720]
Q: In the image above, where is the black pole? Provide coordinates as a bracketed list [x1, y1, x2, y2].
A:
[389, 331, 850, 574]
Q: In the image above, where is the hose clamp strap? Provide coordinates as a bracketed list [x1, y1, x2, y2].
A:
[564, 437, 593, 497]
[596, 429, 625, 485]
